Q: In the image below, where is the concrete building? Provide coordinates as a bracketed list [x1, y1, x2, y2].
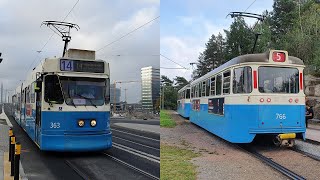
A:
[141, 66, 160, 111]
[110, 84, 121, 104]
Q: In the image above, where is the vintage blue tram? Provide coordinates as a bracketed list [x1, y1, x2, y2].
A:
[177, 85, 191, 118]
[12, 49, 112, 151]
[178, 50, 306, 146]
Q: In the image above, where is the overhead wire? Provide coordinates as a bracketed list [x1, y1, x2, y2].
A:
[244, 0, 257, 13]
[96, 16, 160, 52]
[160, 54, 189, 70]
[25, 0, 80, 76]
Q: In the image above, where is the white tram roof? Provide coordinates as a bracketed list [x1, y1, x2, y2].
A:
[191, 50, 304, 86]
[178, 84, 190, 93]
[19, 49, 110, 89]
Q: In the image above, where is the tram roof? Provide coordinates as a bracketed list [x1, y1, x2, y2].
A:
[191, 51, 304, 85]
[178, 84, 190, 93]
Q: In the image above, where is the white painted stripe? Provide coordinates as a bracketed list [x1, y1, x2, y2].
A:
[113, 143, 160, 163]
[113, 136, 160, 151]
[112, 129, 160, 142]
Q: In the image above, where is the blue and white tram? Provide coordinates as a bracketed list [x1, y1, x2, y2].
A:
[177, 85, 191, 118]
[12, 49, 112, 151]
[189, 50, 305, 146]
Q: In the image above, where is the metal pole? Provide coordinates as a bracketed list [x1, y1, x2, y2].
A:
[113, 81, 116, 114]
[14, 142, 21, 180]
[10, 136, 15, 176]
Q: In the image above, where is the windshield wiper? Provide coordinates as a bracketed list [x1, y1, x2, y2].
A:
[75, 94, 97, 108]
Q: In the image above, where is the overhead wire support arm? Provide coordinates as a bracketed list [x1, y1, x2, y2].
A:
[41, 21, 80, 57]
[227, 12, 265, 54]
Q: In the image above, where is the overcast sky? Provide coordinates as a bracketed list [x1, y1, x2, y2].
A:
[161, 0, 273, 82]
[0, 0, 159, 103]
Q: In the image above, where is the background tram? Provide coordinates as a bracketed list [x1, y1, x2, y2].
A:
[177, 85, 191, 118]
[11, 49, 112, 152]
[178, 50, 305, 146]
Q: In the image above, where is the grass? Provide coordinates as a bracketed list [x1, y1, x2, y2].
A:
[161, 144, 200, 180]
[160, 110, 176, 128]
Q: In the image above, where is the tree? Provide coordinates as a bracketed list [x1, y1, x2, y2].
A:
[224, 17, 254, 60]
[174, 76, 189, 90]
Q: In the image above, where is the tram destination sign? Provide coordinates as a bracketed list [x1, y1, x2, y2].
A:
[60, 59, 104, 73]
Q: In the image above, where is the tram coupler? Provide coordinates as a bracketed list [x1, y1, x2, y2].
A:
[274, 133, 296, 147]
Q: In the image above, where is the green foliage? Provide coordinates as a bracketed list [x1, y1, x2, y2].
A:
[161, 76, 189, 110]
[160, 110, 176, 128]
[193, 0, 320, 78]
[160, 143, 199, 180]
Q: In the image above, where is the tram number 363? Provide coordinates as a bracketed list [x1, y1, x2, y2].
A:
[50, 122, 61, 128]
[276, 113, 286, 120]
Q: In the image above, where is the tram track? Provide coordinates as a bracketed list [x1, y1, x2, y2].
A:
[65, 159, 92, 180]
[238, 145, 305, 180]
[103, 152, 159, 180]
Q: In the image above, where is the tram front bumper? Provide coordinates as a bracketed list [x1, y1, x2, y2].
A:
[40, 132, 112, 152]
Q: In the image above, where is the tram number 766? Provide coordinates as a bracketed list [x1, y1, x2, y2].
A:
[276, 113, 286, 120]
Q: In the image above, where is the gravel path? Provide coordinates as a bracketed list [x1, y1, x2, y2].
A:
[161, 111, 286, 180]
[258, 146, 320, 180]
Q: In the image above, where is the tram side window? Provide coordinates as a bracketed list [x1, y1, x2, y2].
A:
[206, 79, 210, 96]
[26, 86, 30, 103]
[223, 71, 231, 95]
[216, 75, 222, 95]
[22, 90, 25, 104]
[210, 77, 216, 96]
[199, 83, 202, 97]
[201, 81, 206, 97]
[186, 89, 190, 99]
[31, 83, 35, 103]
[105, 78, 110, 104]
[44, 75, 64, 104]
[195, 84, 199, 98]
[233, 67, 252, 94]
[190, 87, 193, 98]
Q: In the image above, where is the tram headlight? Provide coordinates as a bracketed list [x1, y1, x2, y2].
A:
[78, 120, 85, 127]
[90, 119, 97, 127]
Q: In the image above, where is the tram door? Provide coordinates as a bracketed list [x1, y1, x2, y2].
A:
[35, 81, 42, 145]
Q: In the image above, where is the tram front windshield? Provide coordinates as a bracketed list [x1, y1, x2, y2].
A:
[258, 67, 299, 94]
[60, 77, 106, 106]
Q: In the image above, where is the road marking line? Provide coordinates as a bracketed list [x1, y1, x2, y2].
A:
[113, 136, 160, 151]
[113, 143, 160, 163]
[111, 129, 160, 142]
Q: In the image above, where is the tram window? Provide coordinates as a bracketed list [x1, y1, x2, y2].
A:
[31, 83, 35, 103]
[210, 77, 216, 96]
[216, 75, 222, 95]
[206, 79, 210, 96]
[191, 87, 194, 98]
[258, 67, 299, 94]
[233, 67, 252, 94]
[199, 83, 202, 97]
[223, 71, 231, 95]
[186, 89, 190, 99]
[195, 84, 198, 97]
[22, 90, 25, 103]
[44, 75, 64, 104]
[201, 81, 206, 96]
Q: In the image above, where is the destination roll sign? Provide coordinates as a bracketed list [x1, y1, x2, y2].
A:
[60, 59, 104, 73]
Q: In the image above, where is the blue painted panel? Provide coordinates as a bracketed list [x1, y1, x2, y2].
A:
[258, 105, 302, 128]
[190, 104, 305, 143]
[177, 103, 191, 118]
[38, 111, 111, 151]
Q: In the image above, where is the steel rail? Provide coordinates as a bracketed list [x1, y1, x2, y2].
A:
[103, 152, 159, 180]
[239, 145, 305, 180]
[65, 160, 91, 180]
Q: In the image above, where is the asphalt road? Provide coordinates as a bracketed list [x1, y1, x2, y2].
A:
[3, 104, 160, 180]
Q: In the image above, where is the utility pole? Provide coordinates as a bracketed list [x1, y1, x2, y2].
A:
[1, 82, 3, 104]
[124, 88, 127, 111]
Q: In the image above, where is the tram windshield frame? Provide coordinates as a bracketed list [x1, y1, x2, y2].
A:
[59, 76, 109, 106]
[258, 66, 299, 94]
